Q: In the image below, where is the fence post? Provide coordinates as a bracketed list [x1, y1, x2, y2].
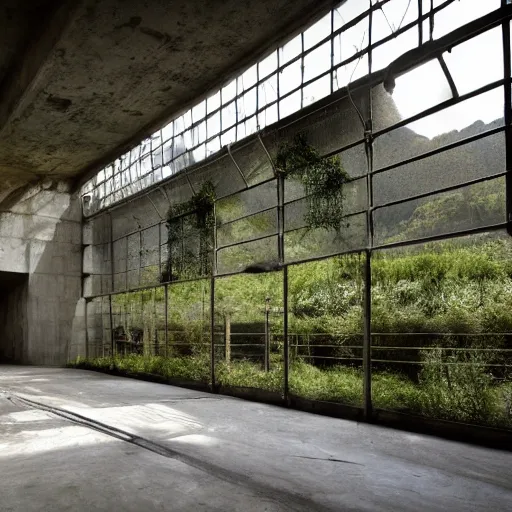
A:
[224, 313, 231, 364]
[210, 275, 216, 390]
[264, 297, 270, 371]
[363, 250, 372, 420]
[283, 265, 289, 401]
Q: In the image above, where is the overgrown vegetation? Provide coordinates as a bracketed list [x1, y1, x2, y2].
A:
[69, 353, 511, 428]
[80, 134, 512, 431]
[276, 134, 350, 231]
[162, 181, 216, 281]
[81, 233, 512, 430]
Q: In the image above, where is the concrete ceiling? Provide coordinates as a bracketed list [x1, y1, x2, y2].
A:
[0, 0, 334, 205]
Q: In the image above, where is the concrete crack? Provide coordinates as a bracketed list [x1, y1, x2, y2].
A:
[7, 393, 335, 512]
[292, 455, 364, 466]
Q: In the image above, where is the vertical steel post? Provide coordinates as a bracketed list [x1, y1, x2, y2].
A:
[277, 171, 288, 398]
[283, 265, 289, 401]
[210, 275, 216, 390]
[211, 200, 217, 390]
[502, 7, 512, 236]
[264, 297, 270, 372]
[164, 283, 169, 358]
[363, 3, 374, 420]
[277, 174, 285, 264]
[109, 295, 114, 357]
[85, 298, 89, 359]
[224, 314, 231, 364]
[363, 250, 372, 419]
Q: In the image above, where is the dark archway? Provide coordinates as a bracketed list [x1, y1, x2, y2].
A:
[0, 271, 28, 363]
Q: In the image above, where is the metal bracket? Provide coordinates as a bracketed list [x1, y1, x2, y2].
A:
[257, 132, 278, 177]
[227, 143, 249, 188]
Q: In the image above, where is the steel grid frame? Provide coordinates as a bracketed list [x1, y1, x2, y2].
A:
[82, 3, 512, 425]
[82, 0, 499, 216]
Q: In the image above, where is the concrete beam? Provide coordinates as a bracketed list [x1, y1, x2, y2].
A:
[0, 0, 80, 136]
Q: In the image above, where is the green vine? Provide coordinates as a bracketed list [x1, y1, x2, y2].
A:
[276, 134, 350, 231]
[162, 181, 216, 282]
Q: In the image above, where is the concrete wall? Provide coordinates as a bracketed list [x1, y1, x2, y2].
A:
[0, 180, 85, 365]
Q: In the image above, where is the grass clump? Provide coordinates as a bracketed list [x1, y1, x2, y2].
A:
[216, 360, 284, 392]
[289, 360, 363, 405]
[71, 354, 210, 383]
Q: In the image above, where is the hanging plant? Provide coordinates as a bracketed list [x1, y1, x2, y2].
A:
[276, 134, 350, 232]
[161, 181, 216, 282]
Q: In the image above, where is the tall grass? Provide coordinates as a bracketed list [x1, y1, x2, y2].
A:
[69, 354, 512, 429]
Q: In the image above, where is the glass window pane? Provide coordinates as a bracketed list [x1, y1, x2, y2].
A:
[183, 129, 193, 150]
[237, 87, 257, 119]
[333, 0, 368, 31]
[192, 143, 206, 162]
[258, 103, 278, 128]
[258, 74, 278, 107]
[333, 53, 368, 90]
[279, 90, 301, 119]
[303, 41, 331, 82]
[444, 28, 504, 96]
[162, 138, 173, 164]
[333, 17, 369, 65]
[222, 79, 237, 104]
[244, 115, 258, 137]
[304, 12, 331, 50]
[373, 59, 453, 132]
[221, 101, 237, 130]
[192, 100, 206, 123]
[140, 138, 150, 156]
[216, 180, 277, 224]
[161, 122, 173, 142]
[433, 0, 500, 39]
[259, 51, 278, 79]
[373, 0, 418, 43]
[174, 134, 185, 157]
[284, 212, 367, 263]
[373, 132, 505, 207]
[195, 121, 207, 144]
[279, 60, 302, 96]
[217, 236, 278, 274]
[374, 86, 505, 168]
[217, 209, 277, 248]
[207, 91, 221, 113]
[221, 127, 236, 147]
[151, 130, 162, 151]
[174, 116, 185, 135]
[372, 27, 418, 73]
[207, 136, 221, 156]
[207, 111, 221, 138]
[373, 176, 505, 245]
[303, 74, 331, 107]
[237, 64, 258, 92]
[279, 34, 302, 65]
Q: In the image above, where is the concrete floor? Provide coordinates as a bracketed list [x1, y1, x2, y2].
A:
[0, 366, 511, 512]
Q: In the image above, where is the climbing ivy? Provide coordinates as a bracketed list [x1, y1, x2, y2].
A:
[162, 181, 216, 282]
[276, 134, 350, 232]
